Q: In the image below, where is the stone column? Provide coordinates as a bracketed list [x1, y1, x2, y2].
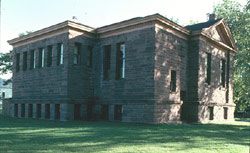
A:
[41, 104, 45, 119]
[109, 104, 114, 121]
[18, 104, 22, 118]
[50, 104, 55, 120]
[228, 106, 234, 121]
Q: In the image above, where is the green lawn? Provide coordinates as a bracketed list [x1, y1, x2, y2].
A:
[0, 109, 249, 153]
[235, 118, 250, 122]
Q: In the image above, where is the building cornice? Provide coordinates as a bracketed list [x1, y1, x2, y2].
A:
[190, 19, 237, 53]
[96, 14, 190, 37]
[8, 13, 236, 54]
[98, 20, 156, 38]
[8, 14, 191, 47]
[7, 21, 95, 47]
[190, 30, 237, 53]
[156, 14, 190, 35]
[200, 31, 237, 53]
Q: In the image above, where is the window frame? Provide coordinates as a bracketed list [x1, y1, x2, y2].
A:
[116, 43, 126, 80]
[57, 43, 63, 65]
[223, 107, 228, 119]
[28, 104, 33, 118]
[220, 59, 226, 87]
[114, 104, 122, 121]
[14, 104, 18, 117]
[170, 70, 177, 92]
[38, 48, 45, 68]
[23, 52, 28, 71]
[36, 104, 41, 118]
[208, 106, 214, 120]
[30, 50, 36, 70]
[45, 104, 50, 119]
[2, 92, 5, 99]
[205, 52, 211, 85]
[21, 104, 25, 117]
[55, 104, 60, 120]
[103, 45, 111, 80]
[87, 46, 93, 68]
[73, 43, 81, 65]
[16, 53, 20, 72]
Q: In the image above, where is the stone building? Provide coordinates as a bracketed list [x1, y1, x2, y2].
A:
[5, 13, 237, 123]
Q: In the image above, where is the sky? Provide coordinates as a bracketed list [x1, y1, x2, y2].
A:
[0, 0, 247, 79]
[0, 0, 247, 54]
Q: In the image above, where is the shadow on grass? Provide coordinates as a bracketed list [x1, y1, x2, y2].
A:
[0, 110, 249, 153]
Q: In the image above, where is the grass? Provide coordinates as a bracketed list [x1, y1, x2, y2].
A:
[235, 118, 250, 121]
[0, 109, 249, 153]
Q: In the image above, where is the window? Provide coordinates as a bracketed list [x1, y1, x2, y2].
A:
[30, 50, 36, 69]
[220, 59, 226, 87]
[101, 104, 109, 120]
[23, 52, 27, 71]
[45, 104, 50, 119]
[36, 104, 41, 118]
[28, 104, 33, 118]
[74, 104, 81, 120]
[2, 92, 5, 99]
[208, 107, 214, 120]
[14, 104, 18, 117]
[205, 53, 211, 85]
[55, 104, 60, 120]
[21, 104, 25, 117]
[47, 46, 53, 67]
[103, 45, 111, 80]
[73, 43, 81, 65]
[223, 107, 228, 119]
[87, 46, 93, 68]
[16, 53, 20, 72]
[57, 43, 63, 65]
[114, 105, 122, 121]
[170, 70, 177, 92]
[38, 48, 45, 68]
[116, 43, 126, 80]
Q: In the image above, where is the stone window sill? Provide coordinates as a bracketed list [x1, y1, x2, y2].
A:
[170, 91, 177, 94]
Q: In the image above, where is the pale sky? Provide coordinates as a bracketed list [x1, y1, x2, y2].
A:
[0, 0, 247, 79]
[0, 0, 247, 53]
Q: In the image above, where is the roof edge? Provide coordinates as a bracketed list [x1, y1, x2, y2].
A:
[8, 14, 191, 46]
[96, 13, 190, 35]
[8, 20, 95, 45]
[10, 13, 237, 49]
[191, 31, 237, 53]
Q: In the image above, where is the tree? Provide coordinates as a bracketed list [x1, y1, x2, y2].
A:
[214, 0, 250, 111]
[18, 31, 33, 37]
[0, 51, 12, 85]
[0, 31, 33, 85]
[164, 15, 181, 25]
